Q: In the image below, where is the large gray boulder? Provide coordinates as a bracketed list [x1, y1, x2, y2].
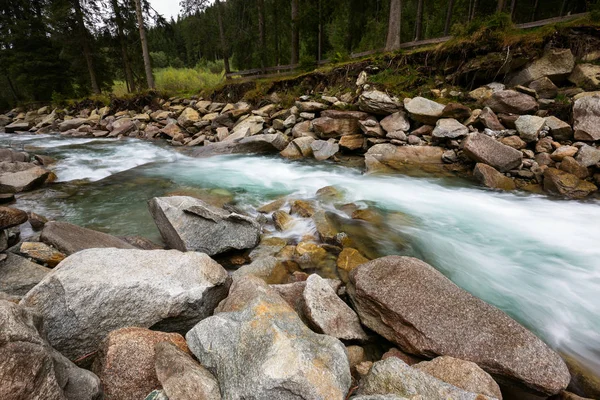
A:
[365, 144, 445, 173]
[148, 196, 261, 256]
[0, 166, 50, 193]
[432, 118, 468, 139]
[405, 97, 445, 125]
[515, 115, 546, 143]
[41, 221, 135, 256]
[484, 90, 539, 115]
[358, 91, 402, 115]
[0, 253, 51, 298]
[20, 249, 231, 360]
[193, 133, 288, 156]
[573, 95, 600, 141]
[357, 358, 496, 400]
[0, 300, 102, 400]
[59, 118, 90, 132]
[347, 256, 571, 395]
[463, 133, 523, 172]
[508, 48, 575, 86]
[311, 139, 340, 161]
[186, 275, 352, 400]
[4, 121, 32, 133]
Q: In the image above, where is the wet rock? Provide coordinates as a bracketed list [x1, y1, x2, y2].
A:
[186, 275, 352, 400]
[0, 300, 102, 400]
[348, 256, 570, 395]
[19, 242, 66, 268]
[485, 90, 539, 115]
[233, 256, 288, 284]
[313, 117, 360, 138]
[92, 327, 189, 400]
[120, 235, 163, 250]
[573, 95, 600, 141]
[311, 139, 340, 161]
[337, 247, 369, 282]
[290, 199, 315, 217]
[281, 136, 316, 159]
[516, 115, 546, 142]
[365, 144, 444, 173]
[272, 210, 294, 231]
[58, 118, 89, 132]
[463, 133, 523, 172]
[529, 77, 559, 99]
[20, 248, 230, 360]
[155, 341, 221, 400]
[543, 168, 597, 199]
[0, 166, 50, 193]
[545, 116, 573, 141]
[473, 163, 516, 191]
[148, 196, 261, 255]
[432, 118, 468, 139]
[357, 358, 495, 400]
[303, 274, 368, 341]
[0, 206, 27, 229]
[414, 356, 503, 399]
[509, 48, 575, 86]
[575, 144, 600, 167]
[28, 212, 48, 230]
[0, 253, 51, 297]
[4, 121, 32, 133]
[194, 133, 288, 156]
[359, 91, 402, 115]
[40, 221, 135, 255]
[568, 64, 600, 91]
[380, 112, 410, 133]
[405, 97, 445, 125]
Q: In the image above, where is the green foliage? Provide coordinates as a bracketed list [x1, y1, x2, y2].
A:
[591, 2, 600, 22]
[451, 12, 514, 38]
[153, 67, 224, 95]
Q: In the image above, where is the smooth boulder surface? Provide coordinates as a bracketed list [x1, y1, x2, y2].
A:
[432, 118, 468, 139]
[508, 48, 575, 86]
[20, 249, 231, 360]
[484, 90, 539, 115]
[148, 196, 261, 255]
[0, 206, 27, 229]
[573, 95, 600, 141]
[358, 91, 403, 115]
[311, 139, 340, 161]
[0, 300, 101, 400]
[405, 97, 445, 125]
[543, 168, 598, 199]
[0, 166, 50, 193]
[186, 275, 352, 400]
[365, 144, 444, 173]
[313, 116, 361, 138]
[0, 253, 51, 297]
[40, 221, 135, 255]
[347, 256, 571, 395]
[193, 133, 288, 156]
[357, 357, 496, 400]
[463, 132, 523, 172]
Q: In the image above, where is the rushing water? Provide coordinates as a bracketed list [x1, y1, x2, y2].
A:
[3, 133, 600, 375]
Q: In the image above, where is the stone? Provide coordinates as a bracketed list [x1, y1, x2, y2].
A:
[560, 157, 589, 179]
[478, 107, 505, 131]
[473, 163, 516, 191]
[160, 123, 185, 141]
[40, 221, 135, 255]
[500, 135, 527, 149]
[348, 256, 571, 395]
[387, 130, 407, 141]
[4, 121, 32, 133]
[176, 107, 200, 128]
[148, 196, 261, 256]
[441, 103, 472, 120]
[380, 112, 410, 133]
[92, 327, 189, 400]
[108, 119, 135, 137]
[551, 146, 579, 161]
[469, 86, 494, 102]
[313, 117, 360, 138]
[576, 144, 600, 167]
[0, 253, 51, 297]
[292, 120, 314, 138]
[19, 242, 66, 268]
[485, 90, 539, 115]
[516, 115, 546, 142]
[529, 77, 559, 99]
[0, 166, 50, 193]
[233, 256, 288, 285]
[573, 95, 600, 141]
[432, 118, 468, 139]
[0, 206, 27, 229]
[272, 210, 294, 231]
[290, 199, 315, 217]
[303, 274, 368, 341]
[509, 49, 575, 86]
[280, 142, 303, 159]
[337, 247, 369, 278]
[357, 358, 495, 400]
[272, 279, 343, 322]
[569, 64, 600, 91]
[339, 134, 365, 151]
[295, 101, 328, 113]
[543, 168, 597, 199]
[321, 110, 370, 120]
[0, 300, 101, 400]
[405, 97, 445, 125]
[293, 136, 316, 157]
[20, 248, 230, 360]
[463, 133, 523, 172]
[311, 139, 340, 161]
[58, 118, 89, 132]
[365, 144, 444, 173]
[186, 275, 352, 400]
[155, 341, 221, 400]
[194, 133, 287, 156]
[545, 116, 573, 141]
[228, 115, 264, 139]
[359, 91, 402, 115]
[28, 212, 48, 230]
[414, 356, 503, 399]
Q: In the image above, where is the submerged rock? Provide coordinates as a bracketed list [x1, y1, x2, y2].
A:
[348, 256, 570, 395]
[20, 248, 230, 360]
[148, 196, 261, 255]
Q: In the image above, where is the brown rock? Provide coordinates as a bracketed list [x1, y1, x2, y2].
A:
[485, 90, 539, 115]
[92, 327, 189, 400]
[339, 134, 365, 151]
[536, 137, 554, 153]
[40, 221, 135, 255]
[551, 146, 579, 161]
[380, 111, 411, 133]
[529, 77, 559, 99]
[0, 206, 27, 230]
[312, 117, 360, 138]
[28, 212, 48, 231]
[478, 107, 505, 130]
[545, 116, 573, 141]
[560, 157, 590, 179]
[442, 103, 472, 120]
[337, 247, 369, 280]
[473, 163, 516, 191]
[290, 200, 315, 217]
[543, 168, 598, 199]
[365, 144, 444, 173]
[272, 210, 293, 231]
[500, 136, 527, 150]
[463, 133, 523, 172]
[19, 242, 66, 268]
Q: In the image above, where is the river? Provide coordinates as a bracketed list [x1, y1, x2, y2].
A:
[3, 133, 600, 376]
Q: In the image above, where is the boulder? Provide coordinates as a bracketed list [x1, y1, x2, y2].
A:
[477, 107, 505, 131]
[177, 107, 200, 128]
[0, 149, 29, 163]
[233, 256, 288, 284]
[509, 49, 575, 86]
[312, 117, 361, 138]
[303, 274, 368, 341]
[186, 275, 352, 400]
[529, 77, 559, 99]
[108, 119, 135, 137]
[551, 146, 578, 162]
[473, 163, 516, 191]
[155, 341, 221, 400]
[0, 206, 27, 229]
[545, 116, 573, 141]
[311, 139, 340, 161]
[575, 144, 600, 167]
[380, 112, 410, 133]
[340, 135, 366, 151]
[0, 166, 50, 193]
[4, 121, 32, 133]
[59, 118, 90, 132]
[0, 253, 51, 297]
[228, 115, 265, 139]
[160, 123, 184, 141]
[463, 133, 523, 172]
[485, 90, 539, 115]
[92, 327, 189, 400]
[499, 135, 527, 150]
[414, 356, 503, 399]
[193, 133, 288, 156]
[432, 118, 468, 139]
[559, 157, 589, 179]
[405, 97, 445, 125]
[515, 115, 546, 143]
[292, 120, 314, 138]
[365, 144, 444, 173]
[20, 248, 230, 360]
[441, 103, 472, 120]
[295, 101, 328, 113]
[347, 256, 571, 395]
[573, 95, 600, 141]
[359, 91, 402, 115]
[568, 64, 600, 91]
[357, 358, 496, 400]
[40, 221, 135, 255]
[543, 168, 598, 199]
[0, 300, 101, 400]
[19, 242, 66, 268]
[148, 196, 261, 255]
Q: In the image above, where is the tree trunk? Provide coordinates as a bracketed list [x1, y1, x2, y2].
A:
[5, 75, 19, 102]
[531, 0, 539, 21]
[215, 0, 231, 76]
[560, 0, 567, 16]
[385, 0, 402, 51]
[510, 0, 517, 20]
[134, 0, 155, 89]
[414, 0, 424, 41]
[444, 0, 455, 35]
[470, 0, 479, 21]
[317, 0, 322, 62]
[111, 0, 135, 92]
[273, 0, 281, 66]
[257, 0, 267, 71]
[291, 0, 299, 65]
[73, 0, 100, 94]
[497, 0, 505, 12]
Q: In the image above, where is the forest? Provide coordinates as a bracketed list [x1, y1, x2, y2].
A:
[0, 0, 595, 110]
